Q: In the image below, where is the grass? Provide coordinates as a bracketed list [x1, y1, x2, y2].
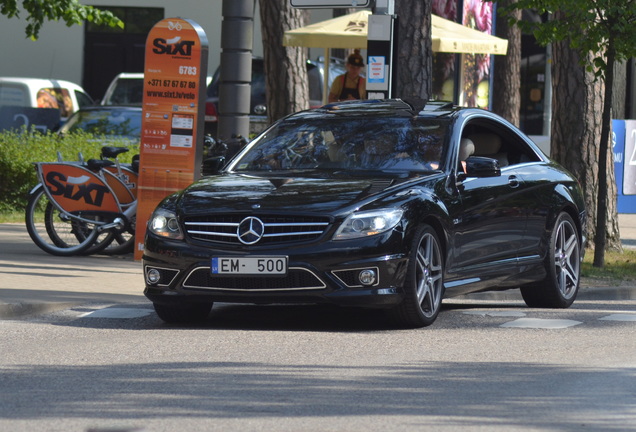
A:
[582, 248, 636, 282]
[1, 211, 25, 224]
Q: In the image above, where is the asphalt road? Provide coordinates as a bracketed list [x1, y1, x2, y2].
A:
[1, 291, 636, 432]
[1, 214, 635, 319]
[1, 221, 636, 431]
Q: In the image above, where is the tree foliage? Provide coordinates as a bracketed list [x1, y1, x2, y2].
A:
[509, 0, 636, 78]
[501, 0, 636, 266]
[0, 0, 123, 39]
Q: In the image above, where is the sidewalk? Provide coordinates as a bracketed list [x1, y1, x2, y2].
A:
[619, 213, 636, 249]
[0, 223, 144, 319]
[1, 215, 635, 319]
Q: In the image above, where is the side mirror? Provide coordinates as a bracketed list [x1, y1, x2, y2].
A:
[201, 156, 226, 176]
[465, 156, 501, 178]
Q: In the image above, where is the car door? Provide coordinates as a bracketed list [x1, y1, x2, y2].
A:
[451, 165, 528, 276]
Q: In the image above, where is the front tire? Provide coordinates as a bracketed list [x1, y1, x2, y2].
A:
[521, 212, 581, 308]
[391, 225, 445, 328]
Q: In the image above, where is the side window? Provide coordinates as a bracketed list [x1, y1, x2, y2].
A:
[462, 121, 542, 168]
[36, 88, 61, 110]
[251, 61, 266, 104]
[466, 132, 509, 167]
[307, 65, 322, 102]
[37, 88, 74, 118]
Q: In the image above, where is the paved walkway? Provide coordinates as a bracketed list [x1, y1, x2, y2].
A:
[619, 213, 636, 249]
[0, 223, 143, 319]
[1, 214, 635, 319]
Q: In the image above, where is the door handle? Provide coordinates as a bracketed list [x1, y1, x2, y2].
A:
[508, 175, 520, 188]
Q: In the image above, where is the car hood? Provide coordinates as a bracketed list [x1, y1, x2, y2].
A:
[177, 172, 409, 215]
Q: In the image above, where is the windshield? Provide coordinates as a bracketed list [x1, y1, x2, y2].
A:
[230, 116, 449, 172]
[62, 109, 141, 139]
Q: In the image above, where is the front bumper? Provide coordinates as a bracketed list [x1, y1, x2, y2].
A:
[142, 232, 410, 309]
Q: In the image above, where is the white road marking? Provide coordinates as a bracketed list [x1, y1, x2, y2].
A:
[462, 310, 527, 317]
[599, 314, 636, 322]
[80, 308, 153, 319]
[500, 318, 583, 329]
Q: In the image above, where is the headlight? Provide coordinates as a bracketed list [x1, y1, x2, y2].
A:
[148, 208, 183, 240]
[333, 208, 403, 240]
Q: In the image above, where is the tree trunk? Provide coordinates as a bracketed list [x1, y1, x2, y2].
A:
[612, 60, 627, 120]
[492, 0, 521, 127]
[593, 44, 622, 266]
[550, 39, 621, 253]
[259, 0, 309, 125]
[394, 0, 432, 99]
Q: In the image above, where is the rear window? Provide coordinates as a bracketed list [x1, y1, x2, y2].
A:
[63, 109, 141, 139]
[104, 79, 143, 105]
[0, 83, 29, 107]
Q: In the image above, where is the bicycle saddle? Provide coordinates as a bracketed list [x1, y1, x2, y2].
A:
[101, 146, 130, 159]
[87, 159, 116, 171]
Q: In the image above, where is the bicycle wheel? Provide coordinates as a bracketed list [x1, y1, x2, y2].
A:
[78, 212, 135, 256]
[25, 186, 100, 256]
[83, 227, 134, 256]
[101, 229, 135, 255]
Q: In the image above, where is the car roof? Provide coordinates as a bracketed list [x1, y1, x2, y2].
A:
[0, 77, 86, 91]
[75, 105, 142, 112]
[306, 98, 460, 119]
[110, 72, 144, 79]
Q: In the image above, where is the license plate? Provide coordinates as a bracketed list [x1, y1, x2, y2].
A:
[211, 257, 288, 275]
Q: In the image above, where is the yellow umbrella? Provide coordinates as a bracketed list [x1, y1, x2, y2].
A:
[284, 10, 508, 103]
[283, 10, 508, 55]
[283, 10, 369, 49]
[431, 14, 508, 55]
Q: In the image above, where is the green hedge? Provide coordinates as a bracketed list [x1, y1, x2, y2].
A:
[0, 129, 138, 213]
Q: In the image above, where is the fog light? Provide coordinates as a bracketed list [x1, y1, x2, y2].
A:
[359, 269, 377, 286]
[147, 268, 161, 284]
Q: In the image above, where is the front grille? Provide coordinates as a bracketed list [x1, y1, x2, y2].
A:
[184, 214, 330, 245]
[182, 266, 326, 291]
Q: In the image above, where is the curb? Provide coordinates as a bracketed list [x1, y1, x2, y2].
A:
[0, 302, 81, 320]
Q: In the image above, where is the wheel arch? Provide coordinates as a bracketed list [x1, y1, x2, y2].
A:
[420, 215, 448, 263]
[548, 183, 586, 247]
[400, 195, 451, 264]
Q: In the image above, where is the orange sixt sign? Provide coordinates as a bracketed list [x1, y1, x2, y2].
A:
[152, 37, 196, 56]
[134, 18, 208, 260]
[38, 163, 120, 213]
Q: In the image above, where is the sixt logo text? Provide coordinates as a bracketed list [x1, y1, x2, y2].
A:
[46, 171, 111, 207]
[152, 36, 195, 56]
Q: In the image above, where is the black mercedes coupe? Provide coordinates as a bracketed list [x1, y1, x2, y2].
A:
[142, 99, 586, 328]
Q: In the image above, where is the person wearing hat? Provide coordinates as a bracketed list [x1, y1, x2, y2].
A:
[328, 49, 367, 102]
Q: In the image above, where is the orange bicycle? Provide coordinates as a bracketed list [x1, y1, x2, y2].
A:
[25, 146, 138, 256]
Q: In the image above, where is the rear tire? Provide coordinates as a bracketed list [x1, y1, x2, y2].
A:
[390, 224, 445, 328]
[25, 186, 99, 256]
[153, 302, 213, 324]
[520, 212, 581, 308]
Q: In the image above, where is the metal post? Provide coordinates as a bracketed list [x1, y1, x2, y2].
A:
[542, 42, 552, 137]
[367, 0, 396, 99]
[218, 0, 254, 142]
